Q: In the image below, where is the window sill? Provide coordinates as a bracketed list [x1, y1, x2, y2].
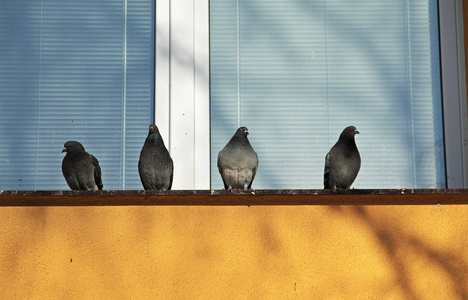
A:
[0, 189, 467, 206]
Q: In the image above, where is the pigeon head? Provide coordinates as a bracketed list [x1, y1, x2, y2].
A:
[62, 141, 85, 154]
[148, 124, 161, 136]
[146, 124, 165, 146]
[340, 126, 359, 137]
[236, 126, 249, 137]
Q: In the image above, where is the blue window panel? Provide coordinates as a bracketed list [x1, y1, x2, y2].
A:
[210, 0, 445, 189]
[0, 0, 154, 190]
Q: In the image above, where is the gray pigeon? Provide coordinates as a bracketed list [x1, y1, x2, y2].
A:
[324, 126, 361, 190]
[138, 124, 173, 190]
[62, 141, 103, 190]
[218, 126, 258, 190]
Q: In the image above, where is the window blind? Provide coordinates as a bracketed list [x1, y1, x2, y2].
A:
[210, 0, 445, 189]
[0, 0, 154, 190]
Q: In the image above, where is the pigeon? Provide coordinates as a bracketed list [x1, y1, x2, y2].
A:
[218, 126, 259, 190]
[138, 124, 173, 190]
[324, 126, 361, 190]
[62, 141, 103, 190]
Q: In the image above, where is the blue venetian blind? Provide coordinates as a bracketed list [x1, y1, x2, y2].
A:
[210, 0, 445, 189]
[0, 0, 154, 190]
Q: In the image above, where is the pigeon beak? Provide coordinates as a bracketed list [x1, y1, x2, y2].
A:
[62, 148, 67, 153]
[245, 130, 249, 135]
[355, 130, 360, 134]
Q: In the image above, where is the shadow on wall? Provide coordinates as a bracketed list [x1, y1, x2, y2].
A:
[329, 205, 468, 299]
[0, 205, 466, 298]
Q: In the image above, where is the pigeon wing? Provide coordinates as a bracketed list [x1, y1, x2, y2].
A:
[91, 154, 103, 190]
[245, 151, 258, 189]
[217, 150, 231, 189]
[138, 147, 154, 190]
[62, 157, 80, 190]
[324, 151, 331, 189]
[247, 160, 258, 189]
[168, 160, 174, 190]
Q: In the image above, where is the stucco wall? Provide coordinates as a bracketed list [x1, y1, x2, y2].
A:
[0, 204, 467, 299]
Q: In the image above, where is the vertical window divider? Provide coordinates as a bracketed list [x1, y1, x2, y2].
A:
[122, 0, 128, 189]
[439, 0, 468, 188]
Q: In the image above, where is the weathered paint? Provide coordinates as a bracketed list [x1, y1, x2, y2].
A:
[0, 205, 466, 299]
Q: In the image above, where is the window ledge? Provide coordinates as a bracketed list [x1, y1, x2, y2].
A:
[0, 189, 467, 206]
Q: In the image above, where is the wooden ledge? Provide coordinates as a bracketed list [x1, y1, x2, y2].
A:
[0, 189, 467, 206]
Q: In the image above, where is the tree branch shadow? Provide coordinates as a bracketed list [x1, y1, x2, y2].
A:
[349, 206, 468, 299]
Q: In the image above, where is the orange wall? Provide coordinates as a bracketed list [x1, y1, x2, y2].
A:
[0, 204, 467, 299]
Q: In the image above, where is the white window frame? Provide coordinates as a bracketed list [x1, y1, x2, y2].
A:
[439, 0, 468, 188]
[155, 0, 468, 189]
[155, 0, 210, 189]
